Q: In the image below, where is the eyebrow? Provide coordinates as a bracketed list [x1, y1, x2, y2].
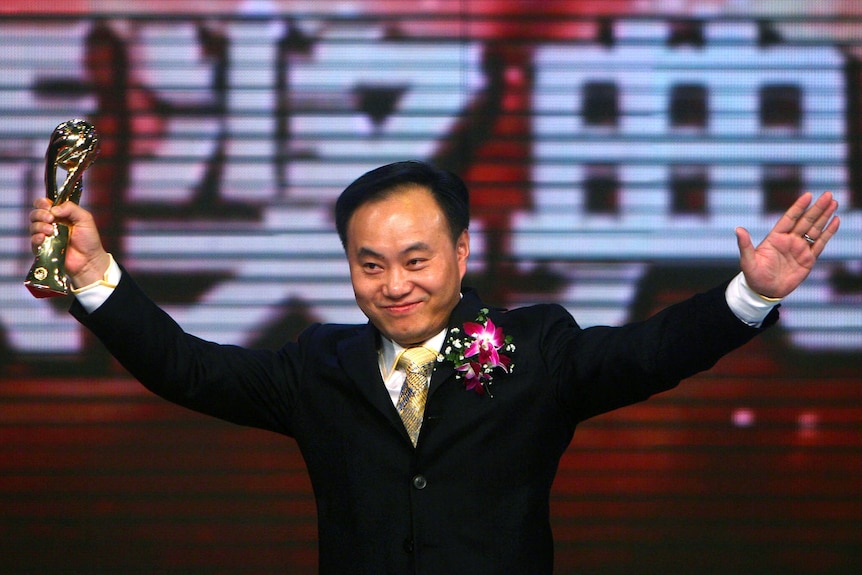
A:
[356, 247, 384, 260]
[355, 242, 431, 260]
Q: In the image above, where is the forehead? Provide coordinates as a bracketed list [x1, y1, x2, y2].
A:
[353, 184, 441, 222]
[346, 185, 448, 246]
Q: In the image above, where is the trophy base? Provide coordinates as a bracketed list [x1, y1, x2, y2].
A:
[24, 281, 68, 298]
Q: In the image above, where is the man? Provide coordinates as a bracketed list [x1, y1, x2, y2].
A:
[29, 161, 839, 574]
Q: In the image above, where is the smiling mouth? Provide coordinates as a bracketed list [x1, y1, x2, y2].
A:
[383, 301, 420, 314]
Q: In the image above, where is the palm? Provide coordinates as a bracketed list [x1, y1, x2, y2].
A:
[737, 192, 839, 299]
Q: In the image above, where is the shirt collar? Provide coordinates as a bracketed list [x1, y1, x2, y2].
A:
[379, 328, 448, 378]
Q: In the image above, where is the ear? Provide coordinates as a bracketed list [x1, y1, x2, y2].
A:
[456, 229, 470, 278]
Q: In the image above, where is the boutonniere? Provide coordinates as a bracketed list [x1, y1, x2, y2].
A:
[439, 308, 515, 397]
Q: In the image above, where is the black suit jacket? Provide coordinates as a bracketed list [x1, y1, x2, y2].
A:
[71, 271, 776, 575]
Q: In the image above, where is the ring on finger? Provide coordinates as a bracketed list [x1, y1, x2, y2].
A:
[802, 233, 816, 245]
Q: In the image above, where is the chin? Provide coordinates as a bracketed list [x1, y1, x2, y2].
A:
[389, 328, 427, 347]
[392, 332, 422, 346]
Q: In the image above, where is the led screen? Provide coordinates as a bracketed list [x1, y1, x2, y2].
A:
[1, 2, 860, 573]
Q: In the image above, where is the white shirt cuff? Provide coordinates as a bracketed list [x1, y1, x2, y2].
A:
[725, 272, 781, 328]
[73, 254, 122, 314]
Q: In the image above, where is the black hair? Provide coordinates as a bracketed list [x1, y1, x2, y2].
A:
[334, 160, 470, 249]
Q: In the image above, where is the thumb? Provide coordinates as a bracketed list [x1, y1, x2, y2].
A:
[49, 200, 90, 226]
[735, 226, 755, 270]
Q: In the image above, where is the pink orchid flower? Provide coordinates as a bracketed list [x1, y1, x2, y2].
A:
[455, 360, 487, 394]
[443, 310, 515, 397]
[462, 318, 505, 368]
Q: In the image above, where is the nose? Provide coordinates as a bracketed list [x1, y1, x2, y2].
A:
[382, 267, 410, 299]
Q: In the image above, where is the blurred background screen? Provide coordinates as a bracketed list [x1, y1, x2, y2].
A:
[1, 1, 860, 573]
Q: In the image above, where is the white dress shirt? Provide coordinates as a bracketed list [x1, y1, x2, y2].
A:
[378, 329, 448, 406]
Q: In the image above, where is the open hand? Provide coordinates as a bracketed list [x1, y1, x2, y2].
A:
[735, 191, 840, 299]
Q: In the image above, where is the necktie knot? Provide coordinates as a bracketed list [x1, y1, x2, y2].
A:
[395, 346, 437, 447]
[397, 346, 438, 376]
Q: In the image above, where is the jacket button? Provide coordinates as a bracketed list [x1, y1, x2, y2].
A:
[403, 538, 414, 553]
[412, 474, 427, 490]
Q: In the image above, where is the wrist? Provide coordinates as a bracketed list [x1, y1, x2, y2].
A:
[740, 273, 784, 302]
[726, 272, 780, 327]
[69, 252, 112, 289]
[755, 292, 782, 303]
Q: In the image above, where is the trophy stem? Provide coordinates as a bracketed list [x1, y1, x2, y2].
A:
[24, 223, 72, 298]
[24, 120, 99, 298]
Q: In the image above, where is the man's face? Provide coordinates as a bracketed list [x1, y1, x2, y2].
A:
[346, 185, 469, 347]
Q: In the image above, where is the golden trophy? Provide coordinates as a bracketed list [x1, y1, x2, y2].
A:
[24, 119, 100, 298]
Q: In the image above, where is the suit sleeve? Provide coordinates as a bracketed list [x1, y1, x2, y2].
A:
[69, 267, 304, 436]
[543, 280, 779, 423]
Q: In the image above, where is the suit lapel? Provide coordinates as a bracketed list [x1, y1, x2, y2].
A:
[428, 288, 487, 399]
[336, 323, 409, 438]
[336, 289, 492, 438]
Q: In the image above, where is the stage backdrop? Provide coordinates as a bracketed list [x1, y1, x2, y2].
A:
[1, 1, 860, 573]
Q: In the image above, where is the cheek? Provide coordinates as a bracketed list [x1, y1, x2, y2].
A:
[420, 270, 459, 301]
[351, 278, 374, 302]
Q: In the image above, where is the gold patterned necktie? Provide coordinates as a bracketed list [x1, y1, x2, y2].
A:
[395, 346, 438, 447]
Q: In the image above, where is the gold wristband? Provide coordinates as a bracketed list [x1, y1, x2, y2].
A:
[756, 292, 782, 303]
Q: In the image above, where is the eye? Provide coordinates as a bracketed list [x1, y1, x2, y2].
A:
[406, 258, 427, 268]
[362, 261, 382, 272]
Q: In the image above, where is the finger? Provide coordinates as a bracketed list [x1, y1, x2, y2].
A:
[769, 191, 813, 235]
[28, 206, 56, 253]
[29, 224, 51, 254]
[790, 191, 834, 236]
[810, 214, 841, 258]
[29, 205, 54, 226]
[32, 197, 52, 210]
[29, 219, 55, 236]
[805, 198, 838, 238]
